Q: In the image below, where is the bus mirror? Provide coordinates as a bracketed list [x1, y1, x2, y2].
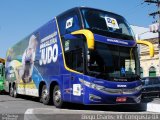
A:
[71, 29, 95, 49]
[137, 40, 154, 57]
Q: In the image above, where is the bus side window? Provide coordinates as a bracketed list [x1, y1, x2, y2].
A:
[64, 39, 84, 73]
[57, 10, 81, 35]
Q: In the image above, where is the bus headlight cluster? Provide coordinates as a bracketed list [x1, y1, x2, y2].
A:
[79, 79, 104, 90]
[135, 85, 142, 91]
[79, 78, 142, 95]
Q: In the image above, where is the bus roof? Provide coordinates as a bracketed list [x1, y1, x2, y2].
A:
[57, 7, 123, 19]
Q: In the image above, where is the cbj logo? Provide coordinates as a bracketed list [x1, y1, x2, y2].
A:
[39, 32, 58, 66]
[39, 44, 58, 65]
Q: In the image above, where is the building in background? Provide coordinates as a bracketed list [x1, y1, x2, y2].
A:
[131, 25, 159, 77]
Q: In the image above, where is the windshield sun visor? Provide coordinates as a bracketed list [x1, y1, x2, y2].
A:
[71, 29, 95, 49]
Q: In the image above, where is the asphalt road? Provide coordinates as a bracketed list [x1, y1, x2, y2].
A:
[0, 94, 148, 114]
[0, 94, 160, 120]
[0, 94, 53, 114]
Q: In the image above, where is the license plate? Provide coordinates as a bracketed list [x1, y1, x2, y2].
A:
[116, 97, 127, 102]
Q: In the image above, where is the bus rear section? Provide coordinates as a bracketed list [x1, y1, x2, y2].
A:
[0, 58, 5, 92]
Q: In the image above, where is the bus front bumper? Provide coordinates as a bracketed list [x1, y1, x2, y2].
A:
[83, 87, 141, 105]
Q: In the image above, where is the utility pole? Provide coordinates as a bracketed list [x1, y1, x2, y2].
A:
[144, 0, 160, 76]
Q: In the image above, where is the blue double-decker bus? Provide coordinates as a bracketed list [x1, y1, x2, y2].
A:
[5, 7, 154, 108]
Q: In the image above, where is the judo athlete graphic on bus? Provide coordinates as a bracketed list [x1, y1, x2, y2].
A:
[21, 35, 38, 83]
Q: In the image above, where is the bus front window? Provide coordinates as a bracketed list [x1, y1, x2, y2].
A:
[87, 42, 140, 82]
[81, 8, 134, 40]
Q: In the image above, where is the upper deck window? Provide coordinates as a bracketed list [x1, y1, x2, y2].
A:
[57, 10, 81, 36]
[81, 8, 134, 40]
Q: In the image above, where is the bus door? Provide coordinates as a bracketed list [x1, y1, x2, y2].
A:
[62, 34, 86, 103]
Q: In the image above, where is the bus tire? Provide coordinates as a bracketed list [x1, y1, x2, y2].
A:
[13, 85, 18, 98]
[53, 85, 64, 108]
[40, 85, 50, 105]
[9, 85, 14, 97]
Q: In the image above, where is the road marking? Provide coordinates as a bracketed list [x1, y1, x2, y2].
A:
[24, 108, 34, 114]
[24, 109, 39, 120]
[147, 103, 160, 112]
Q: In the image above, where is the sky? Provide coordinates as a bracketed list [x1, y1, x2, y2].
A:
[0, 0, 156, 58]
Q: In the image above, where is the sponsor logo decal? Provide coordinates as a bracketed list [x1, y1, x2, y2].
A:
[66, 17, 73, 29]
[117, 85, 127, 88]
[73, 84, 81, 96]
[39, 32, 58, 65]
[107, 38, 128, 45]
[105, 17, 119, 29]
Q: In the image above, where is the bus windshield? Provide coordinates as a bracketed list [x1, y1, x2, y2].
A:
[87, 42, 140, 82]
[81, 8, 134, 40]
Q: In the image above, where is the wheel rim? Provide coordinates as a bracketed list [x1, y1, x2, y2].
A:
[10, 87, 13, 96]
[54, 89, 61, 103]
[14, 87, 17, 97]
[42, 89, 48, 101]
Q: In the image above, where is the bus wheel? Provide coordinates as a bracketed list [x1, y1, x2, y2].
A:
[9, 85, 14, 97]
[53, 85, 64, 108]
[41, 85, 50, 105]
[13, 85, 18, 98]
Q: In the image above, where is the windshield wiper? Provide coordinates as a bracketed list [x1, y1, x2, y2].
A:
[118, 33, 133, 40]
[88, 71, 110, 79]
[88, 71, 100, 76]
[90, 27, 107, 32]
[123, 73, 140, 80]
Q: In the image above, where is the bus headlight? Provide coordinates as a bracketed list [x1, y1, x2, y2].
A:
[123, 85, 142, 94]
[83, 80, 91, 87]
[95, 84, 104, 91]
[79, 78, 104, 90]
[135, 85, 142, 91]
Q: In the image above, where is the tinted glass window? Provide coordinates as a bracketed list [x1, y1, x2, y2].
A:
[150, 77, 160, 84]
[81, 8, 134, 40]
[142, 77, 160, 85]
[63, 38, 84, 72]
[57, 11, 81, 36]
[87, 42, 139, 81]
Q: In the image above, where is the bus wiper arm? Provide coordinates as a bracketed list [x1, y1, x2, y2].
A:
[90, 27, 107, 32]
[88, 71, 101, 77]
